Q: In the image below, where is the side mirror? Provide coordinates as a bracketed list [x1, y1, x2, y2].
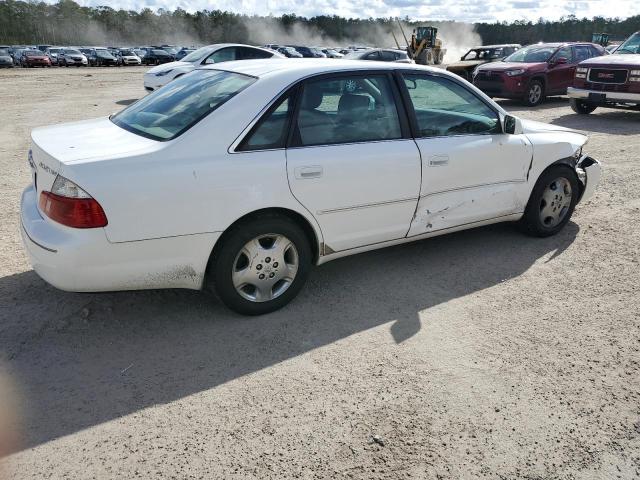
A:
[503, 114, 523, 135]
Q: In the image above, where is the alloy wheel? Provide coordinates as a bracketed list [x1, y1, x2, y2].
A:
[232, 234, 299, 303]
[539, 177, 572, 228]
[529, 84, 542, 104]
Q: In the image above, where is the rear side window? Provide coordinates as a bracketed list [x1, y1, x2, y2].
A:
[238, 93, 293, 151]
[238, 47, 273, 60]
[294, 74, 402, 147]
[365, 51, 380, 60]
[574, 45, 593, 62]
[112, 70, 256, 141]
[403, 73, 500, 137]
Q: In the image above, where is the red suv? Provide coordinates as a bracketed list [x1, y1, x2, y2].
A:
[473, 42, 606, 106]
[568, 31, 640, 114]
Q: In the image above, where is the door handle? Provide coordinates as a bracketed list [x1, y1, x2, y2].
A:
[428, 155, 449, 167]
[295, 166, 323, 179]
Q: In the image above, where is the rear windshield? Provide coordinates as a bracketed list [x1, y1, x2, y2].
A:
[111, 69, 256, 141]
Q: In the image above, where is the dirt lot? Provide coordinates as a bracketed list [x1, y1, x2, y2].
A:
[0, 66, 639, 479]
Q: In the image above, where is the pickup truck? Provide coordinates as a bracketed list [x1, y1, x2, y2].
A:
[568, 31, 640, 114]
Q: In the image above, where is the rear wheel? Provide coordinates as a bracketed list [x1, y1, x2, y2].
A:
[208, 215, 312, 315]
[524, 80, 544, 106]
[570, 98, 597, 114]
[519, 166, 579, 237]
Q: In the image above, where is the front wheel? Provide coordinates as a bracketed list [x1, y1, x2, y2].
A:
[208, 215, 312, 315]
[570, 98, 597, 114]
[519, 166, 579, 237]
[524, 80, 544, 107]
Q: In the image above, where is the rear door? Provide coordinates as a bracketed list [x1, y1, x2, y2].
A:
[285, 72, 421, 252]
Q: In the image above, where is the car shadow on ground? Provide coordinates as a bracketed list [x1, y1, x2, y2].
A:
[550, 110, 640, 134]
[0, 222, 579, 454]
[115, 98, 138, 106]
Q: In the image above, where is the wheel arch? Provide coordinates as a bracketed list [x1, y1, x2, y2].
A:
[207, 207, 323, 273]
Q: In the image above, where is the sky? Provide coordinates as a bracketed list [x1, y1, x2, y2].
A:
[59, 0, 640, 23]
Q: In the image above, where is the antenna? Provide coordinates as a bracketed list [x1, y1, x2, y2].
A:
[391, 30, 401, 50]
[397, 20, 410, 47]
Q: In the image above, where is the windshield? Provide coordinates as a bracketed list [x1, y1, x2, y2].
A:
[48, 48, 61, 54]
[462, 48, 503, 60]
[120, 50, 135, 56]
[181, 46, 214, 63]
[0, 48, 8, 56]
[96, 50, 113, 58]
[111, 70, 256, 141]
[64, 49, 81, 55]
[25, 50, 41, 56]
[504, 45, 555, 63]
[153, 49, 169, 56]
[616, 33, 640, 54]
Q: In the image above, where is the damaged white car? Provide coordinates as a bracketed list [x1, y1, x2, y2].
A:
[21, 59, 601, 315]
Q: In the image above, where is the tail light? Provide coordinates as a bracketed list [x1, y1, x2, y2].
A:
[39, 175, 108, 228]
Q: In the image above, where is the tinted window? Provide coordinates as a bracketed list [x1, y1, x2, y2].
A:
[380, 50, 396, 61]
[238, 47, 273, 60]
[295, 75, 402, 147]
[574, 45, 593, 62]
[239, 94, 292, 151]
[403, 74, 500, 137]
[112, 70, 256, 141]
[364, 51, 380, 60]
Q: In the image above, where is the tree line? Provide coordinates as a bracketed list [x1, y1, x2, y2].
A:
[1, 0, 639, 47]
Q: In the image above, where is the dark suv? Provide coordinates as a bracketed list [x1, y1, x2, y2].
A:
[473, 42, 606, 106]
[568, 31, 640, 114]
[288, 46, 326, 58]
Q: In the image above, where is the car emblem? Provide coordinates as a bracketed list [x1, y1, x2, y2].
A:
[597, 72, 614, 79]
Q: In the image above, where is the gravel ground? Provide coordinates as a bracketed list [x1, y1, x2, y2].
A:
[0, 66, 639, 479]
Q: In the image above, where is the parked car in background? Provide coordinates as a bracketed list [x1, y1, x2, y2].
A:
[21, 59, 601, 315]
[446, 44, 521, 81]
[45, 46, 63, 65]
[473, 42, 606, 106]
[116, 49, 141, 65]
[20, 49, 51, 67]
[277, 46, 303, 58]
[568, 31, 640, 114]
[141, 48, 173, 66]
[288, 46, 326, 58]
[343, 48, 412, 63]
[84, 48, 118, 66]
[0, 47, 13, 68]
[322, 48, 344, 58]
[175, 48, 195, 61]
[9, 46, 26, 65]
[605, 44, 620, 54]
[263, 44, 281, 51]
[143, 43, 283, 91]
[57, 48, 88, 67]
[37, 45, 51, 52]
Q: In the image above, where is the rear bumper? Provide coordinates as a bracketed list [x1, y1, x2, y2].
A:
[567, 87, 640, 104]
[20, 185, 219, 292]
[576, 155, 601, 203]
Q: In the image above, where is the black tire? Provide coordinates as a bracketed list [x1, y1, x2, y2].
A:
[519, 165, 580, 237]
[570, 98, 597, 114]
[524, 79, 544, 106]
[207, 215, 313, 315]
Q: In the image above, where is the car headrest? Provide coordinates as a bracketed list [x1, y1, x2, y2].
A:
[337, 94, 370, 117]
[301, 86, 323, 109]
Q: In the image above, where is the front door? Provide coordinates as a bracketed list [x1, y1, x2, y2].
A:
[286, 73, 422, 252]
[399, 72, 533, 237]
[547, 45, 576, 94]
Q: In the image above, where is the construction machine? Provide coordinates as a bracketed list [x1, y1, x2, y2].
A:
[591, 33, 610, 47]
[398, 23, 446, 65]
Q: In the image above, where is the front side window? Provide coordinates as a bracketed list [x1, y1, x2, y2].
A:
[112, 70, 256, 141]
[574, 45, 593, 62]
[553, 46, 573, 63]
[295, 74, 402, 147]
[402, 74, 500, 137]
[204, 47, 237, 64]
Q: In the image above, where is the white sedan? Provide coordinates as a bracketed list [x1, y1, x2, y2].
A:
[143, 43, 284, 92]
[21, 59, 601, 315]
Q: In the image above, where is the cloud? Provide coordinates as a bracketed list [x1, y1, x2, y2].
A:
[44, 0, 640, 22]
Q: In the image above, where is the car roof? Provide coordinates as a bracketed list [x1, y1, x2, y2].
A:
[198, 58, 442, 79]
[470, 44, 521, 49]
